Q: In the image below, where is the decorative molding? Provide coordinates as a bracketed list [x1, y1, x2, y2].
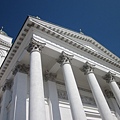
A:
[0, 21, 32, 80]
[78, 87, 91, 93]
[81, 95, 96, 106]
[30, 17, 120, 64]
[2, 79, 13, 91]
[57, 89, 68, 100]
[105, 89, 114, 98]
[27, 38, 46, 53]
[56, 80, 92, 93]
[12, 63, 29, 75]
[57, 51, 73, 66]
[44, 70, 57, 81]
[103, 71, 116, 83]
[57, 89, 96, 106]
[0, 38, 11, 48]
[0, 16, 120, 82]
[81, 62, 95, 75]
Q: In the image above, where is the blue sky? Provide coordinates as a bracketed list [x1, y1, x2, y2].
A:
[0, 0, 120, 57]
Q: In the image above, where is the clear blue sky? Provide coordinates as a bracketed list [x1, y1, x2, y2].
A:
[0, 0, 120, 57]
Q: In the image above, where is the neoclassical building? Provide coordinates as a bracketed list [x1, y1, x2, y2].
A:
[0, 16, 120, 120]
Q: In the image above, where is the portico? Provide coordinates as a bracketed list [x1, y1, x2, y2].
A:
[0, 16, 120, 120]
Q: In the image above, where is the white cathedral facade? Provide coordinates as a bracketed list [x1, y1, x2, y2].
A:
[0, 16, 120, 120]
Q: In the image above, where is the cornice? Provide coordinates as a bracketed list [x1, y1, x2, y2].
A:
[0, 38, 11, 48]
[29, 17, 120, 67]
[30, 16, 120, 63]
[0, 16, 120, 81]
[0, 18, 33, 79]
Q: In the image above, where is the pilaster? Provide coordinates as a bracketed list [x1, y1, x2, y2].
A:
[2, 79, 13, 92]
[0, 80, 12, 120]
[44, 71, 61, 120]
[105, 89, 114, 99]
[12, 63, 29, 75]
[9, 72, 28, 120]
[44, 70, 57, 82]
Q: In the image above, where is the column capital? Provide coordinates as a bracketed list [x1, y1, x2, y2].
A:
[2, 79, 13, 91]
[57, 51, 73, 66]
[27, 38, 46, 53]
[103, 71, 116, 83]
[12, 63, 29, 75]
[105, 89, 114, 98]
[81, 62, 95, 75]
[44, 70, 57, 82]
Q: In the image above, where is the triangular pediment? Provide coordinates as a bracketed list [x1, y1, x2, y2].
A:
[29, 16, 120, 63]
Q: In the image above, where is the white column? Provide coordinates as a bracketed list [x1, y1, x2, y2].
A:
[81, 62, 113, 120]
[0, 80, 12, 120]
[105, 90, 120, 120]
[27, 39, 46, 120]
[103, 72, 120, 108]
[10, 70, 28, 120]
[45, 72, 61, 120]
[58, 51, 87, 120]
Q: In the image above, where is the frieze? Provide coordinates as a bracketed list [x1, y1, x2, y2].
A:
[57, 89, 96, 106]
[57, 89, 68, 100]
[78, 87, 91, 93]
[81, 95, 96, 106]
[56, 81, 91, 93]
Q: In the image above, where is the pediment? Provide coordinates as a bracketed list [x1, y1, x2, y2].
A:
[29, 16, 120, 63]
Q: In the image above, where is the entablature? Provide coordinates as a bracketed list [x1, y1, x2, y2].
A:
[0, 16, 120, 91]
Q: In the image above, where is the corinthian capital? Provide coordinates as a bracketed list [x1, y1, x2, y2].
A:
[105, 89, 114, 98]
[44, 70, 57, 81]
[103, 71, 115, 83]
[2, 79, 13, 91]
[27, 38, 46, 53]
[12, 63, 29, 75]
[57, 51, 73, 66]
[81, 62, 95, 75]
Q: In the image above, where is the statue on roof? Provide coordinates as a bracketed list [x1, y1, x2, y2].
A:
[0, 27, 8, 36]
[80, 29, 84, 35]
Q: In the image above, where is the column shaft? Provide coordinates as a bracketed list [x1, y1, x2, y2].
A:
[0, 89, 11, 120]
[29, 50, 46, 120]
[47, 81, 61, 120]
[62, 63, 87, 120]
[87, 73, 113, 120]
[103, 72, 120, 108]
[111, 98, 120, 119]
[9, 72, 27, 120]
[109, 81, 120, 107]
[105, 90, 120, 120]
